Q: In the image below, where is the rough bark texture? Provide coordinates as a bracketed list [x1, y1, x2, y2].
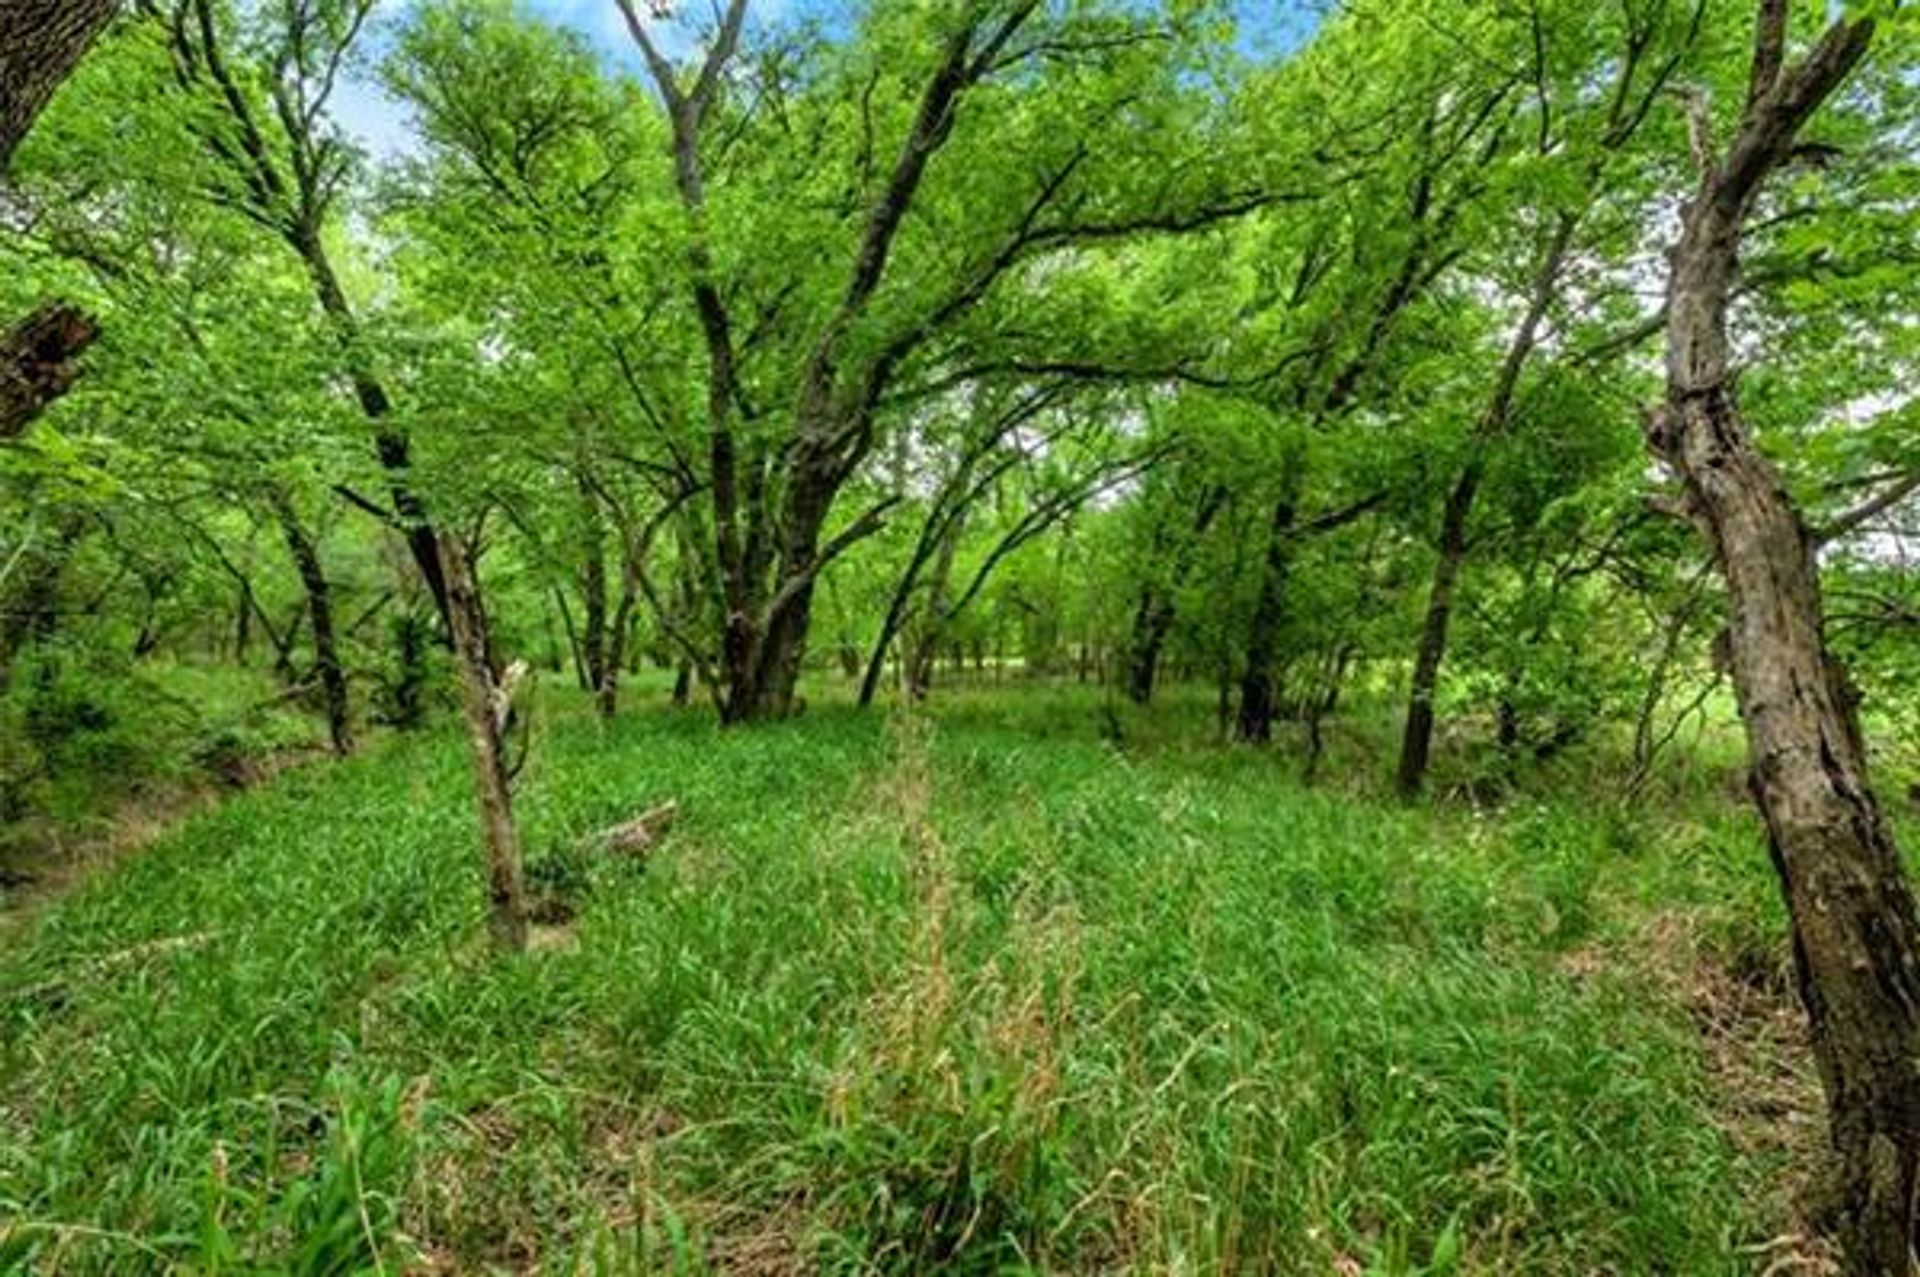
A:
[1651, 13, 1920, 1272]
[0, 0, 118, 170]
[438, 534, 528, 953]
[0, 303, 100, 440]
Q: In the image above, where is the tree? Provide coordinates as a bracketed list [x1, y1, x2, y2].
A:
[1648, 4, 1920, 1269]
[0, 0, 118, 438]
[0, 0, 119, 169]
[1393, 0, 1704, 796]
[146, 0, 454, 632]
[615, 0, 1285, 722]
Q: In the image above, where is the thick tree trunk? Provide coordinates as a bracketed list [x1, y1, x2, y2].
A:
[0, 0, 118, 170]
[437, 534, 527, 953]
[271, 493, 352, 757]
[721, 463, 837, 723]
[1396, 460, 1481, 796]
[1650, 13, 1917, 1271]
[1665, 384, 1920, 1274]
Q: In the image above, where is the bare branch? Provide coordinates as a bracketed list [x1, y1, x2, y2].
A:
[1818, 470, 1920, 546]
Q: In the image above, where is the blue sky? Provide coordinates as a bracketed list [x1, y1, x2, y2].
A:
[333, 0, 1324, 159]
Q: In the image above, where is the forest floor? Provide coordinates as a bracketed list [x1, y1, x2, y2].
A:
[0, 682, 1888, 1274]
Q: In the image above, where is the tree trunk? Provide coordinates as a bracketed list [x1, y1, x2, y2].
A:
[292, 223, 453, 639]
[906, 505, 965, 702]
[721, 464, 837, 723]
[1650, 14, 1918, 1271]
[576, 477, 614, 717]
[1395, 207, 1581, 798]
[1125, 486, 1226, 705]
[437, 533, 527, 953]
[271, 492, 352, 757]
[0, 303, 100, 440]
[0, 0, 118, 170]
[1396, 460, 1481, 796]
[1236, 495, 1297, 744]
[598, 579, 635, 721]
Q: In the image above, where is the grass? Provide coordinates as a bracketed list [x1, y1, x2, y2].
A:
[0, 681, 1848, 1273]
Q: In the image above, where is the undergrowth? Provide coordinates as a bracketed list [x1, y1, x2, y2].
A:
[0, 683, 1852, 1273]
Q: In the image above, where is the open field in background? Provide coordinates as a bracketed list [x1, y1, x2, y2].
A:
[6, 682, 1907, 1273]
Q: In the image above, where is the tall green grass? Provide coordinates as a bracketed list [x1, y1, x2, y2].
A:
[0, 686, 1810, 1272]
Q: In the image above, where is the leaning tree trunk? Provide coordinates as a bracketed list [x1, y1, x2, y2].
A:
[1650, 12, 1919, 1271]
[437, 533, 528, 953]
[271, 493, 353, 758]
[1396, 460, 1481, 795]
[1396, 211, 1578, 798]
[0, 4, 115, 438]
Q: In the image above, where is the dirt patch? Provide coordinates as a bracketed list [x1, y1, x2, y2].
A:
[0, 744, 327, 932]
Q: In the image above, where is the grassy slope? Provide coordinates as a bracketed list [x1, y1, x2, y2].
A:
[0, 685, 1835, 1273]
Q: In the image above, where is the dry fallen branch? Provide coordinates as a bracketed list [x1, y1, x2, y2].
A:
[6, 930, 220, 1012]
[580, 801, 680, 859]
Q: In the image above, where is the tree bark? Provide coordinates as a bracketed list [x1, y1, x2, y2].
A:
[437, 533, 528, 953]
[1236, 495, 1296, 744]
[1395, 205, 1582, 798]
[1651, 13, 1919, 1272]
[0, 0, 118, 170]
[0, 303, 100, 440]
[1396, 459, 1481, 795]
[292, 224, 453, 637]
[270, 492, 352, 758]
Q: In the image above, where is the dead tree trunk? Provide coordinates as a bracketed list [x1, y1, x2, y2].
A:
[437, 532, 528, 953]
[270, 491, 352, 758]
[0, 303, 100, 440]
[1651, 12, 1919, 1272]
